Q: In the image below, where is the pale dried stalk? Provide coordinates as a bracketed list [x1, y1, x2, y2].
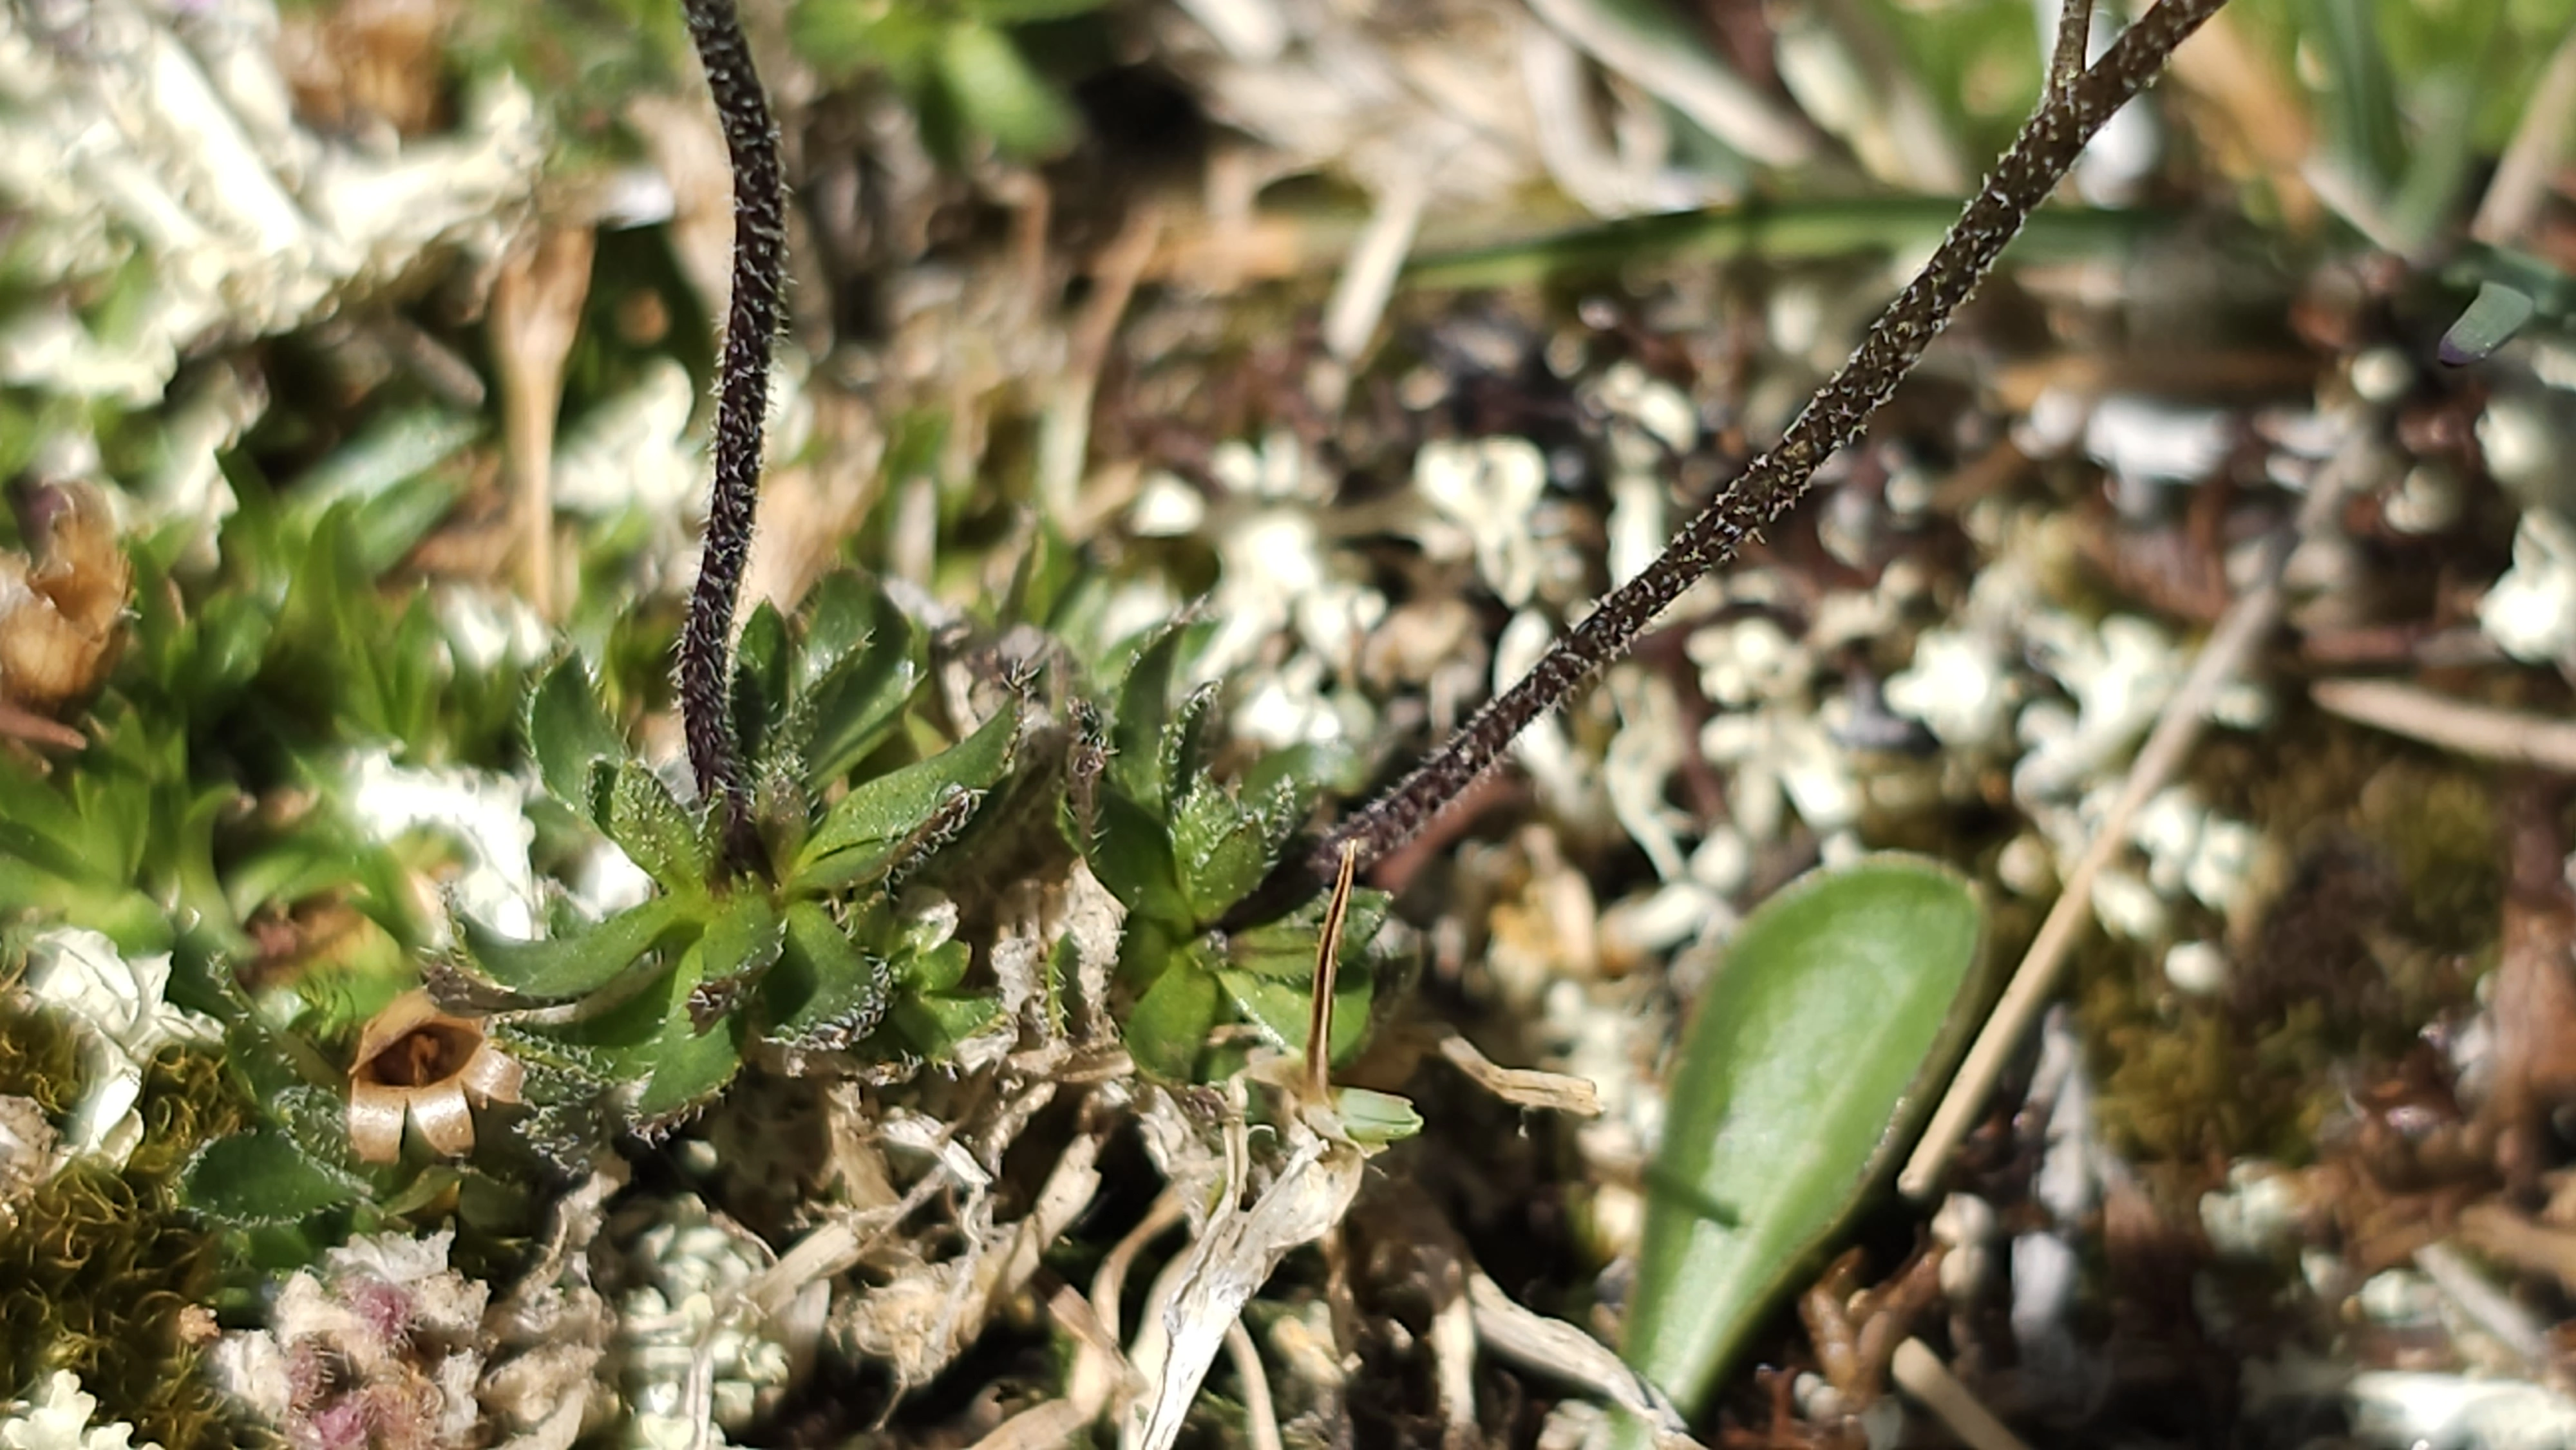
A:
[1891, 1339, 2031, 1450]
[2310, 679, 2576, 773]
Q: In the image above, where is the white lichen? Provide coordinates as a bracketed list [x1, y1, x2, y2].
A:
[2479, 509, 2576, 665]
[0, 0, 542, 407]
[1885, 625, 2014, 749]
[1414, 435, 1551, 607]
[17, 927, 220, 1167]
[0, 1371, 160, 1450]
[343, 748, 540, 943]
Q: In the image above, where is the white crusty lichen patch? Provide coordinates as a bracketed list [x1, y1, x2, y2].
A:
[2479, 508, 2576, 666]
[15, 928, 220, 1169]
[0, 1371, 160, 1450]
[0, 0, 542, 406]
[341, 748, 542, 945]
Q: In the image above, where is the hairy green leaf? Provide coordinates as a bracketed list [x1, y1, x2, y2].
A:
[181, 1129, 368, 1227]
[1110, 622, 1188, 813]
[1084, 791, 1188, 925]
[1227, 887, 1392, 979]
[605, 760, 710, 892]
[1215, 965, 1370, 1068]
[793, 702, 1018, 883]
[761, 900, 894, 1050]
[796, 574, 923, 789]
[458, 894, 694, 1001]
[686, 892, 786, 1028]
[1173, 778, 1303, 923]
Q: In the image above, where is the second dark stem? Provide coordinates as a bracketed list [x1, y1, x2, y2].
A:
[677, 0, 784, 872]
[1311, 0, 2230, 880]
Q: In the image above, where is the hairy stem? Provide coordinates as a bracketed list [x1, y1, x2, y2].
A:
[1311, 0, 2229, 880]
[677, 0, 785, 871]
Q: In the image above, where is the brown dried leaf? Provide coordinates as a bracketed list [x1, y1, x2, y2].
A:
[0, 482, 131, 719]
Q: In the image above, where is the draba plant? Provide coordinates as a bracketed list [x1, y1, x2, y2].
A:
[639, 0, 2234, 1076]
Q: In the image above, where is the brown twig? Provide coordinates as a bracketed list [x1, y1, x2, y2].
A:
[1311, 0, 2234, 881]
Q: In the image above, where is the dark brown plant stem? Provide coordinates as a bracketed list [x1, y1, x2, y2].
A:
[2049, 0, 2099, 99]
[1311, 0, 2230, 881]
[677, 0, 784, 872]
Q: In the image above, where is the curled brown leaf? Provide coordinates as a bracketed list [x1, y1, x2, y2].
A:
[0, 481, 131, 725]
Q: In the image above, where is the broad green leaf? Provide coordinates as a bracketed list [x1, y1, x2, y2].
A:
[761, 901, 894, 1050]
[182, 1128, 368, 1226]
[605, 761, 709, 892]
[2441, 281, 2538, 366]
[1227, 888, 1392, 979]
[459, 894, 694, 1001]
[934, 19, 1079, 160]
[1215, 965, 1371, 1068]
[1622, 856, 1985, 1424]
[527, 657, 625, 823]
[1125, 952, 1221, 1080]
[793, 702, 1018, 881]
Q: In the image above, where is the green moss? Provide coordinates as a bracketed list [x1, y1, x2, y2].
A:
[2353, 762, 2498, 956]
[0, 1002, 80, 1115]
[0, 1045, 252, 1449]
[2090, 717, 2499, 1172]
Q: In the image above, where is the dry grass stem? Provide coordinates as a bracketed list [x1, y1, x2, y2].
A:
[1464, 1271, 1696, 1442]
[1434, 1030, 1602, 1116]
[1890, 1339, 2031, 1450]
[2414, 1241, 2551, 1370]
[2309, 679, 2576, 774]
[490, 226, 595, 620]
[2472, 26, 2576, 246]
[1223, 1321, 1284, 1450]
